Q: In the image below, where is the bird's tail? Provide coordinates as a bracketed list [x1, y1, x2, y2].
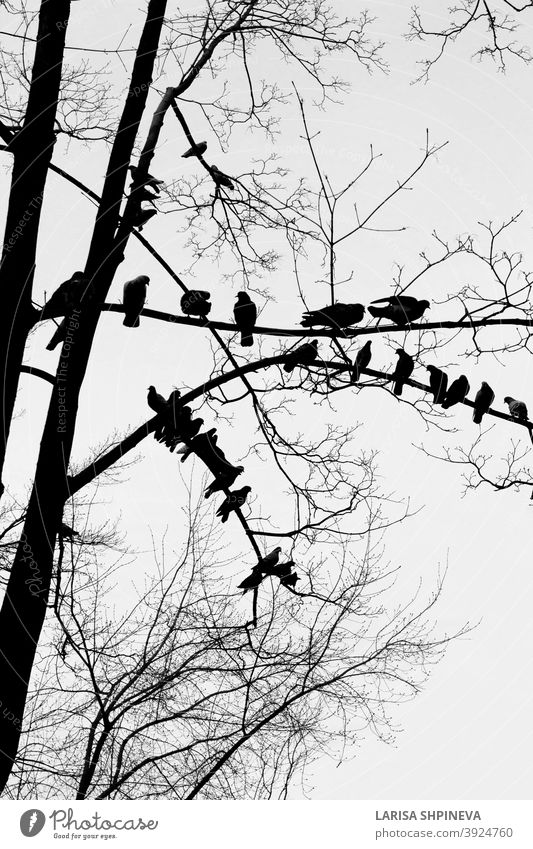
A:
[123, 315, 140, 328]
[240, 332, 253, 346]
[473, 410, 483, 424]
[394, 381, 403, 397]
[368, 306, 387, 319]
[351, 367, 360, 384]
[46, 321, 66, 351]
[181, 151, 193, 158]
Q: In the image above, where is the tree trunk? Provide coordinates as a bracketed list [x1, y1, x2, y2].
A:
[0, 0, 72, 498]
[0, 0, 168, 792]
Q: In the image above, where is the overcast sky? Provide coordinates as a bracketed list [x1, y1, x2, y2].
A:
[2, 0, 533, 799]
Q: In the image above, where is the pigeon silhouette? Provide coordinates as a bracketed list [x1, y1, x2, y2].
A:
[473, 382, 495, 424]
[426, 366, 448, 404]
[351, 340, 372, 383]
[132, 206, 157, 231]
[129, 166, 164, 193]
[392, 349, 414, 396]
[257, 547, 282, 573]
[44, 271, 86, 316]
[180, 290, 211, 318]
[368, 295, 430, 326]
[147, 385, 168, 414]
[300, 303, 365, 330]
[441, 375, 470, 409]
[216, 485, 252, 523]
[504, 396, 528, 421]
[123, 275, 149, 328]
[283, 340, 319, 373]
[205, 465, 245, 498]
[182, 141, 207, 158]
[234, 292, 257, 346]
[211, 165, 234, 189]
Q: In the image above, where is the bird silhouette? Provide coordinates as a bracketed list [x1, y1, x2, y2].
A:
[300, 303, 365, 330]
[504, 396, 528, 421]
[426, 366, 448, 404]
[368, 295, 430, 326]
[123, 275, 149, 328]
[180, 290, 211, 318]
[205, 465, 245, 498]
[280, 573, 300, 589]
[237, 567, 264, 593]
[211, 165, 234, 189]
[44, 271, 86, 316]
[129, 166, 164, 193]
[257, 547, 282, 572]
[132, 206, 157, 230]
[283, 340, 319, 373]
[216, 485, 252, 523]
[473, 382, 495, 424]
[147, 385, 168, 414]
[351, 341, 372, 383]
[46, 319, 68, 351]
[182, 140, 207, 158]
[234, 292, 257, 346]
[392, 349, 414, 396]
[177, 429, 228, 468]
[441, 375, 470, 409]
[59, 522, 79, 540]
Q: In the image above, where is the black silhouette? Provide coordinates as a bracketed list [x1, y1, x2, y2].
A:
[257, 546, 282, 572]
[182, 141, 207, 158]
[44, 271, 86, 315]
[441, 375, 470, 409]
[300, 303, 365, 329]
[427, 365, 448, 404]
[283, 340, 319, 373]
[368, 295, 430, 326]
[46, 319, 68, 351]
[177, 429, 228, 467]
[280, 573, 300, 589]
[132, 206, 157, 230]
[147, 385, 168, 414]
[504, 396, 528, 421]
[211, 165, 234, 189]
[237, 567, 264, 593]
[123, 275, 149, 328]
[180, 290, 211, 318]
[234, 292, 257, 346]
[392, 349, 414, 396]
[473, 382, 495, 424]
[351, 341, 372, 383]
[59, 523, 79, 540]
[129, 166, 164, 193]
[216, 485, 252, 523]
[205, 465, 245, 498]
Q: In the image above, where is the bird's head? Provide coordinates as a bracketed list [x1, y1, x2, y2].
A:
[420, 300, 430, 310]
[396, 348, 404, 355]
[503, 396, 513, 404]
[273, 546, 282, 554]
[237, 291, 249, 302]
[311, 340, 319, 349]
[235, 465, 245, 475]
[148, 385, 155, 391]
[243, 485, 252, 495]
[139, 275, 150, 285]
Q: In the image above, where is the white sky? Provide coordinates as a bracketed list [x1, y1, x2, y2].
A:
[1, 0, 533, 799]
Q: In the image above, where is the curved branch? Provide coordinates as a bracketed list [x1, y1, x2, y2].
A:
[20, 365, 56, 386]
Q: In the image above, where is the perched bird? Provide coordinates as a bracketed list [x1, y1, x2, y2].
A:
[283, 339, 319, 373]
[147, 385, 168, 414]
[166, 389, 182, 408]
[300, 303, 365, 330]
[257, 547, 282, 573]
[426, 365, 448, 405]
[131, 185, 159, 206]
[504, 396, 528, 421]
[351, 340, 372, 383]
[132, 206, 157, 230]
[44, 271, 86, 316]
[154, 404, 194, 447]
[123, 275, 149, 327]
[280, 573, 300, 589]
[368, 295, 430, 326]
[234, 292, 257, 347]
[216, 485, 252, 523]
[392, 349, 414, 396]
[473, 382, 495, 424]
[177, 429, 227, 468]
[204, 465, 245, 498]
[46, 318, 67, 351]
[129, 166, 164, 193]
[60, 522, 79, 540]
[182, 140, 207, 158]
[237, 567, 264, 594]
[211, 165, 234, 189]
[180, 290, 211, 318]
[441, 375, 470, 409]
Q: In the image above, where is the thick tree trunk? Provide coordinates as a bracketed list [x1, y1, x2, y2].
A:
[0, 0, 72, 498]
[0, 0, 168, 792]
